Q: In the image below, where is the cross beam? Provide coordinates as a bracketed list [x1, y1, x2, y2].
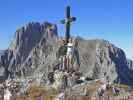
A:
[61, 6, 76, 43]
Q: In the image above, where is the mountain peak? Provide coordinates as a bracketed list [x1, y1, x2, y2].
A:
[9, 21, 58, 51]
[0, 21, 133, 86]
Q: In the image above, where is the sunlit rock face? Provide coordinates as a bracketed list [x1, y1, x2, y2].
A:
[78, 39, 133, 85]
[0, 22, 58, 79]
[0, 21, 133, 86]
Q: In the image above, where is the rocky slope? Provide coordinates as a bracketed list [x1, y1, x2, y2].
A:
[0, 22, 58, 79]
[0, 21, 133, 86]
[78, 39, 133, 85]
[127, 59, 133, 71]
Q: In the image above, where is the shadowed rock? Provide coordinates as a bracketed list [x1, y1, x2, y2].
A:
[0, 22, 58, 79]
[0, 22, 133, 86]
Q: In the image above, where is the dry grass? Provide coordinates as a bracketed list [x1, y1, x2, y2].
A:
[68, 95, 77, 100]
[84, 80, 101, 96]
[113, 83, 132, 90]
[13, 80, 133, 100]
[80, 96, 91, 100]
[26, 85, 59, 100]
[11, 96, 24, 100]
[66, 80, 133, 100]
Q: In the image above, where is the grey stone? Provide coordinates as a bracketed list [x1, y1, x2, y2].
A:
[127, 59, 133, 70]
[0, 22, 133, 86]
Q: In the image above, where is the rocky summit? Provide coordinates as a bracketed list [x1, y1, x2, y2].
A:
[0, 21, 133, 99]
[0, 22, 58, 79]
[0, 21, 133, 85]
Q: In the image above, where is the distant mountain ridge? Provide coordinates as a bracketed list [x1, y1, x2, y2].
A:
[0, 21, 133, 86]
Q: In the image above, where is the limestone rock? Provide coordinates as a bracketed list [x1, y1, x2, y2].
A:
[0, 22, 58, 79]
[78, 39, 133, 85]
[127, 59, 133, 70]
[0, 22, 133, 86]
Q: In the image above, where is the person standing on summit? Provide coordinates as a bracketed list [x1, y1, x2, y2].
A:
[73, 38, 80, 71]
[57, 39, 67, 71]
[67, 38, 74, 72]
[67, 38, 80, 72]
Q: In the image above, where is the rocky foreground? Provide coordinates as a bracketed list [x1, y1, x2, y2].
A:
[0, 21, 133, 100]
[0, 76, 133, 100]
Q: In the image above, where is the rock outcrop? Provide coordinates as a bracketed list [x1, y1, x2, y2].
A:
[127, 59, 133, 71]
[0, 50, 11, 81]
[78, 39, 133, 85]
[0, 21, 133, 86]
[0, 22, 58, 79]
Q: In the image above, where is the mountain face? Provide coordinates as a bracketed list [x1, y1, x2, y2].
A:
[78, 39, 133, 85]
[0, 22, 133, 85]
[0, 22, 58, 79]
[127, 59, 133, 71]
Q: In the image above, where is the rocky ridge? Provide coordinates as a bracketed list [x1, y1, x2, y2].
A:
[0, 21, 133, 86]
[0, 22, 58, 79]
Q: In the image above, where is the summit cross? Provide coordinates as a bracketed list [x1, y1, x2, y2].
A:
[61, 6, 76, 43]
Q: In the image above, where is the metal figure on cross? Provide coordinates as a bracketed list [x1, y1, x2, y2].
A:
[61, 5, 76, 43]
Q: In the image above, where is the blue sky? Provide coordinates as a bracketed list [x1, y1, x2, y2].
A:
[0, 0, 133, 60]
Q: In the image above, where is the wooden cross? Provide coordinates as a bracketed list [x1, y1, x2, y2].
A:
[61, 6, 76, 43]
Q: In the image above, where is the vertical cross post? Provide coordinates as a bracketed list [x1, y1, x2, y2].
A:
[61, 6, 76, 43]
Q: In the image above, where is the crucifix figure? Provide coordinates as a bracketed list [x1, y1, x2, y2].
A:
[61, 6, 76, 43]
